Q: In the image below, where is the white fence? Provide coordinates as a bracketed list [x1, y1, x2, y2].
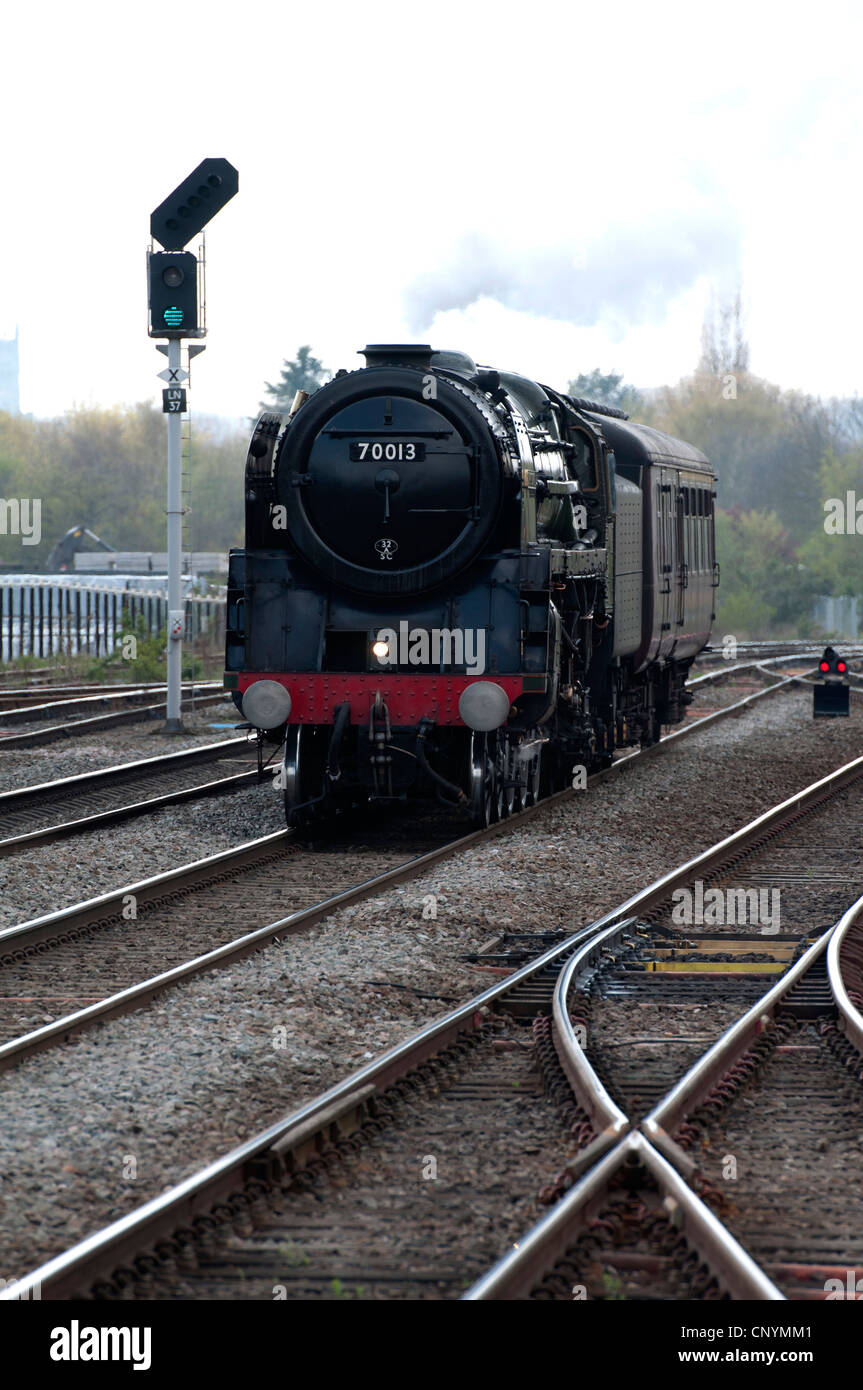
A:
[0, 579, 225, 661]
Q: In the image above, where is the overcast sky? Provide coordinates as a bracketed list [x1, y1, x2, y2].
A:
[3, 0, 863, 423]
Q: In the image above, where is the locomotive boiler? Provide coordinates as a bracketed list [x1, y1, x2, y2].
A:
[225, 344, 718, 826]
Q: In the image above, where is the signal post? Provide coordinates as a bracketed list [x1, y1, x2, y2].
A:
[147, 158, 238, 730]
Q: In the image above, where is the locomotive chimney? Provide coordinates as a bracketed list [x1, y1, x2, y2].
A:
[360, 344, 434, 369]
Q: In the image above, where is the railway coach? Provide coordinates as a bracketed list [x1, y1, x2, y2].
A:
[225, 344, 718, 825]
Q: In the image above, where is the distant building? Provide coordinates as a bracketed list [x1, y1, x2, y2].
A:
[74, 551, 229, 576]
[0, 329, 20, 415]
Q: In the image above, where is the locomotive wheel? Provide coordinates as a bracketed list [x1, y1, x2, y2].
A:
[496, 736, 516, 818]
[541, 743, 570, 797]
[283, 725, 327, 826]
[525, 746, 542, 805]
[470, 732, 497, 828]
[511, 741, 527, 814]
[640, 711, 662, 748]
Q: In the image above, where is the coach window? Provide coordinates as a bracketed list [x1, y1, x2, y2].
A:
[676, 490, 685, 573]
[658, 483, 670, 580]
[692, 491, 699, 571]
[690, 492, 697, 572]
[694, 491, 701, 571]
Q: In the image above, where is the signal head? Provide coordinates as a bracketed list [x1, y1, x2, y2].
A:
[148, 251, 198, 338]
[150, 158, 238, 250]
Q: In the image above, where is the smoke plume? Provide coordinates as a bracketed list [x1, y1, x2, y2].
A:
[404, 206, 740, 333]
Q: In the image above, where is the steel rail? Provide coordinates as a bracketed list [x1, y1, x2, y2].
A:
[0, 682, 221, 725]
[688, 660, 776, 686]
[0, 768, 261, 858]
[0, 679, 222, 704]
[468, 896, 863, 1302]
[463, 1131, 784, 1301]
[796, 672, 863, 701]
[642, 931, 834, 1169]
[0, 828, 291, 957]
[551, 920, 631, 1147]
[474, 803, 863, 1297]
[0, 650, 798, 819]
[826, 891, 863, 1056]
[695, 642, 863, 664]
[687, 655, 821, 687]
[0, 692, 229, 748]
[0, 804, 620, 1074]
[565, 739, 863, 937]
[0, 665, 802, 954]
[0, 735, 252, 814]
[0, 918, 607, 1300]
[664, 669, 807, 744]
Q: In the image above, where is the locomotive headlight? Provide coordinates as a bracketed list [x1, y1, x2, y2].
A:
[458, 681, 511, 731]
[372, 639, 390, 660]
[242, 679, 292, 729]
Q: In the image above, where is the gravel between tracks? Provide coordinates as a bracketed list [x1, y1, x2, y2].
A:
[0, 686, 861, 1281]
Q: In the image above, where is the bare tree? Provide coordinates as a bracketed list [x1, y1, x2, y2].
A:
[699, 288, 750, 375]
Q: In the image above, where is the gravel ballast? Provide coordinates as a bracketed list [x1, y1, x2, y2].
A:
[0, 685, 861, 1281]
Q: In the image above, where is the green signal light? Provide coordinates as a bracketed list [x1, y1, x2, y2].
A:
[163, 306, 184, 326]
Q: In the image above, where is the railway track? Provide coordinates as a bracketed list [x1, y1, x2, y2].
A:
[469, 794, 863, 1299]
[0, 679, 223, 714]
[0, 661, 786, 857]
[0, 686, 227, 748]
[695, 642, 863, 670]
[647, 921, 863, 1301]
[0, 735, 259, 855]
[0, 665, 805, 1076]
[6, 743, 862, 1302]
[471, 898, 863, 1302]
[0, 815, 461, 1064]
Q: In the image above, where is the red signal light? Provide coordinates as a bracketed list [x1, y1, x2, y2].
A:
[837, 661, 847, 673]
[820, 661, 830, 672]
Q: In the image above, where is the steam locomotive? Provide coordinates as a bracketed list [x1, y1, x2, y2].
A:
[225, 344, 718, 826]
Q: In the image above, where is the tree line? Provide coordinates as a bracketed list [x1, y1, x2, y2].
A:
[0, 405, 245, 567]
[569, 296, 862, 637]
[2, 330, 860, 639]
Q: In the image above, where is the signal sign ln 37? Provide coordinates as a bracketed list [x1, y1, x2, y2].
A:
[162, 387, 187, 414]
